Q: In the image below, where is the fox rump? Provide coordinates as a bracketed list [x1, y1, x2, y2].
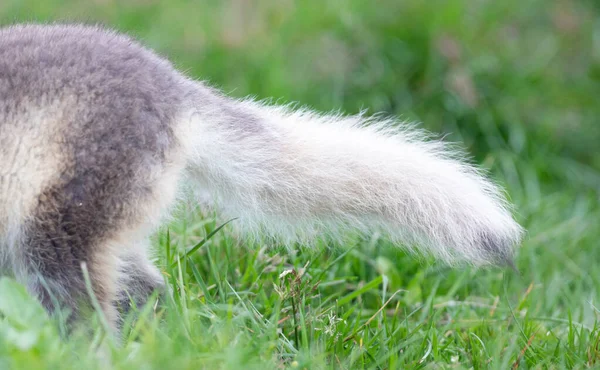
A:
[0, 24, 523, 333]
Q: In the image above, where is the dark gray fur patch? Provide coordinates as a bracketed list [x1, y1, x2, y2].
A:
[480, 232, 517, 270]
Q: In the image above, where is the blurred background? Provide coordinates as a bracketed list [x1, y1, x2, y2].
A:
[1, 0, 600, 366]
[2, 0, 600, 304]
[0, 0, 599, 330]
[0, 0, 600, 320]
[2, 0, 597, 193]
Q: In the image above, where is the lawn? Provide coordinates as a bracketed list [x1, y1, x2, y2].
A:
[1, 0, 599, 368]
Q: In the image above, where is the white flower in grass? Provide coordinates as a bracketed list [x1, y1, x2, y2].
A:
[316, 311, 346, 341]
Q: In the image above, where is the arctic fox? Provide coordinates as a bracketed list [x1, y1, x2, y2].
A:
[0, 24, 523, 333]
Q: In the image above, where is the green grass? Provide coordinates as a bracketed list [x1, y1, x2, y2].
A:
[1, 0, 600, 368]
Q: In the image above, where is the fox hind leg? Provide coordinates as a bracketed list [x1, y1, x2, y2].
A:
[13, 226, 121, 335]
[115, 241, 164, 317]
[10, 173, 172, 336]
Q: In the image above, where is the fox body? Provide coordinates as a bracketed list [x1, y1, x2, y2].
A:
[0, 24, 523, 333]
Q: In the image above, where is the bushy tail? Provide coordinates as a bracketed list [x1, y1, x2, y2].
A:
[182, 85, 524, 266]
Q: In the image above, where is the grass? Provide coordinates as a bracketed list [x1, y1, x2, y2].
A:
[1, 0, 600, 368]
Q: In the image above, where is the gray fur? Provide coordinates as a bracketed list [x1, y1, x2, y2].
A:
[0, 24, 187, 332]
[0, 23, 523, 335]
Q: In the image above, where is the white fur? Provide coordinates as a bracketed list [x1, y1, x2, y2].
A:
[0, 98, 74, 271]
[177, 87, 524, 266]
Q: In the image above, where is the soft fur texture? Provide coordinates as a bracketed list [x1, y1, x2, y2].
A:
[0, 23, 523, 334]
